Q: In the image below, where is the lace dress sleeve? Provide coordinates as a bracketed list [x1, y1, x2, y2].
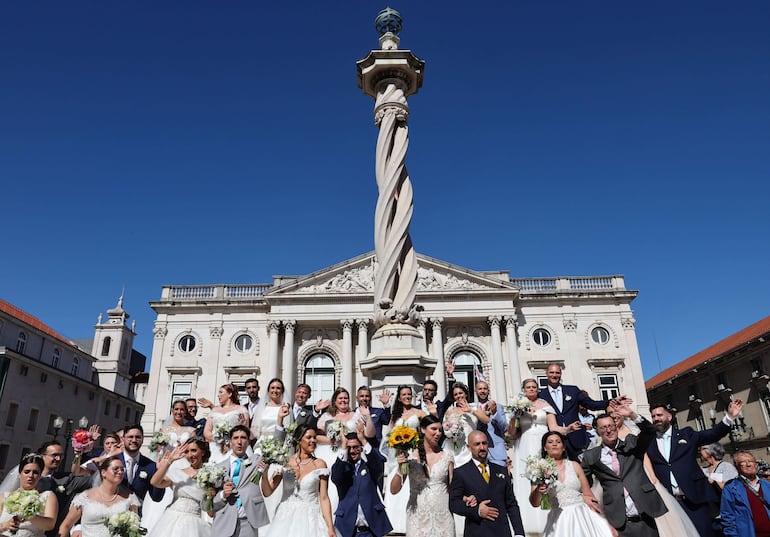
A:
[70, 491, 87, 509]
[128, 493, 141, 508]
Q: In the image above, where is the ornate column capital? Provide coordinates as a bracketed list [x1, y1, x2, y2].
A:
[153, 325, 167, 339]
[356, 319, 370, 331]
[504, 316, 517, 329]
[267, 321, 281, 333]
[563, 317, 578, 332]
[488, 316, 502, 329]
[341, 319, 354, 332]
[283, 320, 296, 333]
[209, 326, 224, 338]
[431, 317, 444, 330]
[621, 316, 636, 330]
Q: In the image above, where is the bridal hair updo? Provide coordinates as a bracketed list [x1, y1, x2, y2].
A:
[391, 385, 414, 424]
[185, 437, 211, 463]
[18, 453, 44, 473]
[540, 431, 568, 459]
[451, 382, 470, 401]
[220, 383, 240, 405]
[97, 455, 124, 473]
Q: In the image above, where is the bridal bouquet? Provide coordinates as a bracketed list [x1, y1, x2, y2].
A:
[213, 422, 231, 444]
[105, 511, 146, 537]
[505, 393, 531, 429]
[442, 414, 465, 450]
[4, 489, 45, 534]
[148, 431, 171, 452]
[325, 421, 346, 451]
[388, 425, 419, 475]
[250, 438, 290, 484]
[523, 455, 558, 510]
[196, 462, 227, 511]
[71, 429, 95, 454]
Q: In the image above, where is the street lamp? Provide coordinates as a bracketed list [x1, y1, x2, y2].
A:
[52, 416, 65, 439]
[61, 418, 74, 467]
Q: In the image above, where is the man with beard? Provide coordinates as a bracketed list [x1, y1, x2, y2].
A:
[244, 378, 261, 425]
[647, 398, 744, 537]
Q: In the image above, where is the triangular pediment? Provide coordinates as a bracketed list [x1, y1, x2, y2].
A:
[266, 252, 516, 297]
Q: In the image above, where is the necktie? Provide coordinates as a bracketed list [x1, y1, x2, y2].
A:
[552, 389, 562, 411]
[479, 463, 489, 483]
[232, 458, 243, 507]
[610, 449, 621, 475]
[125, 458, 134, 482]
[661, 433, 679, 488]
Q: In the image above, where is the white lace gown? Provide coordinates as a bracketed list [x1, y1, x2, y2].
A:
[253, 404, 282, 524]
[404, 450, 454, 537]
[514, 404, 554, 536]
[542, 462, 613, 537]
[208, 408, 248, 463]
[70, 492, 141, 537]
[147, 465, 210, 537]
[142, 430, 194, 533]
[381, 414, 421, 534]
[263, 468, 340, 537]
[315, 413, 363, 514]
[0, 490, 52, 537]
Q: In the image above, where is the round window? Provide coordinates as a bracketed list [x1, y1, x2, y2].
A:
[234, 334, 253, 353]
[532, 328, 551, 347]
[591, 327, 610, 345]
[178, 335, 196, 353]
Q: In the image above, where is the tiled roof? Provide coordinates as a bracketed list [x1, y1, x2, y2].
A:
[0, 298, 75, 349]
[646, 315, 770, 389]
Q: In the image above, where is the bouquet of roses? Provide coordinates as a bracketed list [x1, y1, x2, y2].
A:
[71, 429, 94, 455]
[523, 455, 559, 510]
[196, 462, 227, 511]
[148, 431, 171, 452]
[250, 438, 290, 484]
[505, 393, 531, 430]
[105, 511, 146, 537]
[213, 422, 231, 445]
[388, 425, 420, 475]
[442, 414, 465, 450]
[4, 489, 45, 534]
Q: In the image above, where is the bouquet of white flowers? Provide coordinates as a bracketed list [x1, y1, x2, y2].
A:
[325, 420, 345, 451]
[250, 438, 290, 484]
[4, 489, 45, 534]
[523, 455, 559, 510]
[105, 511, 146, 537]
[148, 431, 171, 452]
[213, 422, 231, 444]
[196, 462, 227, 511]
[442, 413, 465, 450]
[505, 393, 532, 430]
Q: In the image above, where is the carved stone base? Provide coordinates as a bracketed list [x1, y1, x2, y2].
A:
[360, 323, 436, 389]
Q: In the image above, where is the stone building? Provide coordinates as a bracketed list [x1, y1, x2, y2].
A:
[141, 251, 649, 435]
[646, 315, 770, 460]
[0, 298, 146, 478]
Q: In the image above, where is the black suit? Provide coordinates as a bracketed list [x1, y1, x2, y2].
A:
[37, 472, 92, 537]
[274, 404, 318, 443]
[449, 459, 525, 537]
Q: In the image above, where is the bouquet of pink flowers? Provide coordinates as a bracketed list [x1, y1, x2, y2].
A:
[71, 429, 94, 454]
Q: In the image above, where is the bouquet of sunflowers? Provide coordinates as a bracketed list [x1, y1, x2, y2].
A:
[387, 425, 420, 475]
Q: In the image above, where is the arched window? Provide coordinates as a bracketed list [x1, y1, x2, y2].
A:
[52, 349, 61, 368]
[101, 337, 111, 356]
[71, 357, 80, 376]
[16, 332, 27, 354]
[451, 350, 483, 403]
[303, 353, 335, 401]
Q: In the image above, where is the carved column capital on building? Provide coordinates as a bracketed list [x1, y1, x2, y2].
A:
[431, 317, 444, 330]
[563, 317, 578, 332]
[356, 319, 370, 332]
[488, 316, 502, 329]
[283, 320, 296, 333]
[504, 316, 517, 329]
[267, 321, 281, 333]
[153, 325, 167, 339]
[209, 326, 224, 338]
[341, 319, 354, 332]
[374, 101, 409, 126]
[621, 316, 636, 330]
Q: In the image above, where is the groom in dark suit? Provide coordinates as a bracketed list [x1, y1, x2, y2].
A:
[449, 431, 525, 537]
[581, 402, 666, 537]
[331, 431, 392, 537]
[539, 363, 609, 459]
[119, 425, 164, 512]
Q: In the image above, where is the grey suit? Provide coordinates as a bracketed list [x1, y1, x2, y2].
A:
[212, 455, 270, 537]
[581, 418, 666, 536]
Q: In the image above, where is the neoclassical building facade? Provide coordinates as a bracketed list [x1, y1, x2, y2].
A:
[142, 252, 649, 435]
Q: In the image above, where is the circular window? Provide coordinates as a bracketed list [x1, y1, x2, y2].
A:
[532, 328, 551, 347]
[591, 327, 610, 345]
[178, 335, 196, 353]
[234, 334, 253, 353]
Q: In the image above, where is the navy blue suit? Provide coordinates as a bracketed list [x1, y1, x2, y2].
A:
[539, 384, 608, 459]
[647, 421, 730, 537]
[119, 453, 164, 508]
[366, 407, 391, 446]
[331, 447, 393, 537]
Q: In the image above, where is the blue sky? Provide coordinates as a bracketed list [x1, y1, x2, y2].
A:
[2, 2, 768, 381]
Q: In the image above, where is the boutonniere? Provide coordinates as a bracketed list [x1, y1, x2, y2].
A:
[243, 459, 252, 467]
[565, 395, 572, 402]
[300, 410, 307, 417]
[138, 471, 148, 480]
[677, 439, 687, 445]
[361, 469, 368, 476]
[495, 472, 505, 479]
[56, 485, 66, 493]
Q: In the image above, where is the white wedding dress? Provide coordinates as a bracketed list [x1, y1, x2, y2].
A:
[514, 403, 554, 537]
[264, 468, 340, 537]
[147, 464, 210, 537]
[0, 490, 52, 537]
[381, 414, 421, 534]
[253, 404, 283, 524]
[404, 450, 454, 537]
[542, 461, 614, 537]
[441, 408, 478, 468]
[70, 492, 141, 537]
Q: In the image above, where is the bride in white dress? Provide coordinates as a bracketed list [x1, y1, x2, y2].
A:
[530, 432, 614, 537]
[147, 439, 211, 537]
[0, 454, 57, 537]
[203, 384, 249, 464]
[381, 385, 426, 534]
[260, 426, 338, 537]
[315, 388, 373, 513]
[441, 382, 488, 467]
[58, 456, 141, 537]
[250, 378, 287, 523]
[512, 378, 582, 537]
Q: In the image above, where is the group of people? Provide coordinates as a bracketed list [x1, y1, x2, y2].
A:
[0, 365, 765, 537]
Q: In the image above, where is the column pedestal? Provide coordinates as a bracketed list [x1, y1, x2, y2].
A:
[360, 323, 436, 390]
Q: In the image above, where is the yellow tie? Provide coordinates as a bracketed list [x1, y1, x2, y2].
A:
[480, 463, 489, 483]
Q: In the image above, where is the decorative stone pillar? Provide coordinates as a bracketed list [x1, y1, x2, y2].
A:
[505, 317, 521, 399]
[431, 318, 446, 399]
[267, 321, 281, 382]
[488, 316, 508, 401]
[282, 320, 296, 390]
[341, 320, 354, 391]
[356, 319, 370, 387]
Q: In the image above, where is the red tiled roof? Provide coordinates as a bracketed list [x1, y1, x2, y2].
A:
[646, 315, 770, 389]
[0, 298, 75, 349]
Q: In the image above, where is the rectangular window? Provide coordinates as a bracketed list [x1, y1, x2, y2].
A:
[597, 374, 620, 400]
[104, 400, 111, 416]
[135, 410, 141, 423]
[171, 382, 193, 409]
[537, 376, 549, 389]
[6, 403, 18, 427]
[0, 444, 9, 472]
[27, 408, 39, 432]
[717, 372, 729, 390]
[19, 365, 28, 376]
[46, 414, 58, 435]
[115, 403, 121, 419]
[125, 407, 131, 421]
[305, 371, 335, 402]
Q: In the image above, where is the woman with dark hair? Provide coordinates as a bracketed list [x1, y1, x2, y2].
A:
[530, 432, 613, 537]
[390, 414, 455, 537]
[261, 425, 338, 537]
[441, 382, 489, 467]
[251, 378, 287, 445]
[58, 456, 140, 537]
[0, 454, 58, 537]
[204, 384, 249, 463]
[147, 439, 211, 537]
[382, 385, 426, 533]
